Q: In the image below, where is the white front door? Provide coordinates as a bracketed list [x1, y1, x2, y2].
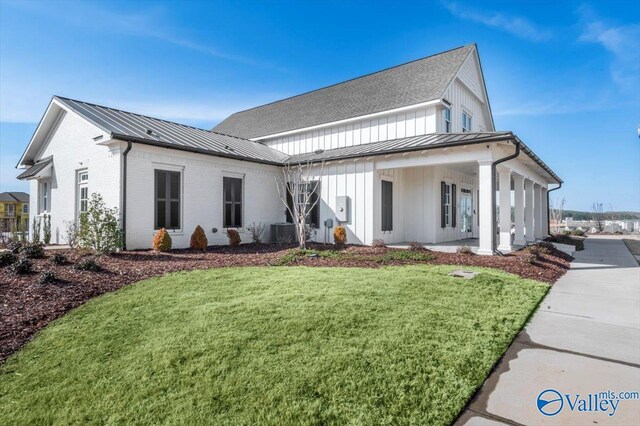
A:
[459, 189, 473, 239]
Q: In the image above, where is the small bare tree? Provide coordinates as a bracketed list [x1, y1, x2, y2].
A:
[549, 197, 566, 234]
[275, 161, 324, 249]
[592, 202, 605, 232]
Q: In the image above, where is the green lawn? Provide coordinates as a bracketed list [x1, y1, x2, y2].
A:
[0, 266, 548, 425]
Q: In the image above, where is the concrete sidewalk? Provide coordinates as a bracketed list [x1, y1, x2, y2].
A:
[456, 236, 640, 425]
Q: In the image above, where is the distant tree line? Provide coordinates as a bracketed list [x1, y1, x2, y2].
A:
[562, 210, 640, 221]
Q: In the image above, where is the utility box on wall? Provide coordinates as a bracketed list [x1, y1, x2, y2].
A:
[335, 196, 350, 222]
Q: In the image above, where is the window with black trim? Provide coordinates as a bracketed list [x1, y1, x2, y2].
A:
[223, 176, 243, 228]
[381, 180, 393, 232]
[155, 170, 181, 230]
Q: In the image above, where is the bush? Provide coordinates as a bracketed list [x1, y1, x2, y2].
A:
[561, 229, 572, 236]
[0, 251, 17, 267]
[333, 226, 347, 245]
[64, 220, 80, 248]
[456, 245, 474, 255]
[10, 258, 32, 274]
[75, 258, 102, 272]
[50, 252, 67, 265]
[37, 271, 56, 285]
[227, 229, 241, 247]
[407, 241, 423, 251]
[153, 228, 172, 252]
[571, 229, 585, 236]
[8, 241, 23, 254]
[78, 193, 123, 254]
[43, 214, 52, 245]
[383, 250, 433, 263]
[524, 254, 537, 264]
[190, 225, 208, 250]
[246, 222, 265, 244]
[371, 239, 386, 248]
[22, 242, 45, 259]
[32, 217, 41, 244]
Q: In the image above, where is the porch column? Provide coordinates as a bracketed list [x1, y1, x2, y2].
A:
[534, 183, 543, 240]
[497, 167, 512, 253]
[524, 179, 535, 243]
[477, 160, 493, 256]
[541, 187, 549, 236]
[513, 174, 526, 246]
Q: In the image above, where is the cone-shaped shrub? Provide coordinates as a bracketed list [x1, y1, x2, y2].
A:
[227, 229, 241, 247]
[333, 226, 347, 245]
[190, 225, 208, 250]
[152, 228, 172, 252]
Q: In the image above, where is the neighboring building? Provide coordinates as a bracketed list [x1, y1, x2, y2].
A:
[16, 44, 561, 254]
[0, 191, 29, 233]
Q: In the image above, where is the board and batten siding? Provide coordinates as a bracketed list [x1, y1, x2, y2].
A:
[261, 106, 438, 156]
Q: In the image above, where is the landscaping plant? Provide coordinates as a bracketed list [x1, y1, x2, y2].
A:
[22, 242, 45, 259]
[43, 215, 52, 245]
[37, 271, 56, 285]
[456, 245, 474, 255]
[190, 225, 208, 250]
[333, 226, 347, 245]
[78, 193, 123, 254]
[227, 229, 241, 247]
[75, 258, 102, 272]
[10, 258, 32, 275]
[32, 217, 41, 244]
[8, 241, 23, 254]
[246, 222, 265, 244]
[408, 241, 423, 251]
[0, 252, 17, 267]
[50, 253, 67, 265]
[371, 239, 386, 248]
[63, 220, 79, 248]
[152, 228, 172, 252]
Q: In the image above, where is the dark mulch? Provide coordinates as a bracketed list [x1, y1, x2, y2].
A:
[0, 242, 571, 363]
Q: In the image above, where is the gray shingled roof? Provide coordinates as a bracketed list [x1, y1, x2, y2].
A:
[287, 132, 563, 184]
[54, 97, 289, 165]
[213, 45, 475, 139]
[17, 157, 52, 180]
[0, 192, 29, 203]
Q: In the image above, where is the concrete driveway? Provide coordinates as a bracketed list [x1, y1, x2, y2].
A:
[456, 236, 640, 425]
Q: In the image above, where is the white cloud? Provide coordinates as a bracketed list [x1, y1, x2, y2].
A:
[577, 7, 640, 91]
[442, 1, 552, 42]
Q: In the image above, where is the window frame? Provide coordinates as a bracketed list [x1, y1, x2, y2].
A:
[154, 169, 182, 231]
[77, 170, 89, 218]
[7, 204, 14, 216]
[443, 107, 452, 133]
[286, 180, 320, 229]
[40, 180, 50, 214]
[223, 176, 244, 228]
[444, 183, 451, 226]
[22, 204, 29, 214]
[462, 110, 472, 132]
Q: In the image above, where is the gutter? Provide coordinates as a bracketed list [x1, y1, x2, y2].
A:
[491, 139, 521, 254]
[546, 182, 562, 237]
[121, 141, 132, 250]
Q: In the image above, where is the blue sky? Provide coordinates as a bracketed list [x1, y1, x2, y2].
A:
[1, 0, 638, 211]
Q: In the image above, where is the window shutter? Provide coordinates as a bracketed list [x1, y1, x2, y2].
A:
[310, 181, 320, 228]
[285, 183, 294, 223]
[441, 181, 446, 228]
[451, 184, 457, 228]
[381, 180, 393, 232]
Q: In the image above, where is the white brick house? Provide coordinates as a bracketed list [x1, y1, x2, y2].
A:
[17, 44, 561, 254]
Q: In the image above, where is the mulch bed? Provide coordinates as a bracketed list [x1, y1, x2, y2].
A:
[0, 243, 571, 363]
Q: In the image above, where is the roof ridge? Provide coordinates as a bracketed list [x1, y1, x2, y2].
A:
[219, 44, 474, 119]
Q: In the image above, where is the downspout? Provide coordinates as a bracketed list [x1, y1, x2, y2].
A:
[491, 140, 521, 254]
[121, 141, 132, 250]
[546, 182, 562, 237]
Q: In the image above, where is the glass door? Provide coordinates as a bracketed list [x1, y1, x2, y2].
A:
[459, 188, 473, 239]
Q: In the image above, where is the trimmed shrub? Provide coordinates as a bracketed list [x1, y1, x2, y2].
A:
[50, 252, 67, 265]
[23, 242, 45, 259]
[383, 250, 433, 262]
[75, 258, 102, 272]
[227, 229, 241, 247]
[571, 229, 585, 236]
[561, 229, 571, 236]
[524, 254, 537, 264]
[152, 228, 172, 252]
[78, 193, 123, 254]
[333, 226, 347, 245]
[456, 245, 474, 255]
[371, 239, 386, 248]
[8, 241, 23, 254]
[43, 215, 52, 245]
[246, 222, 265, 244]
[10, 258, 32, 274]
[0, 251, 17, 267]
[37, 271, 56, 285]
[408, 241, 423, 251]
[190, 225, 208, 250]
